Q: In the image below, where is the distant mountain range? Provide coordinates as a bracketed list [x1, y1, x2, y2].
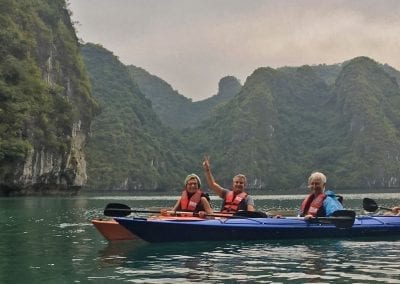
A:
[82, 42, 400, 192]
[2, 0, 400, 195]
[128, 65, 241, 129]
[187, 57, 400, 191]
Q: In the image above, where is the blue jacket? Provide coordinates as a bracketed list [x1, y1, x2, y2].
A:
[323, 190, 344, 216]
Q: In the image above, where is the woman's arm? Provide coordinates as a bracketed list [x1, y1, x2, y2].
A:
[171, 199, 180, 211]
[245, 195, 255, 211]
[200, 197, 213, 214]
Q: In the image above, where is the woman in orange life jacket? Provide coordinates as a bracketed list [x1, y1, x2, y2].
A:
[202, 156, 255, 213]
[299, 171, 343, 219]
[168, 173, 213, 215]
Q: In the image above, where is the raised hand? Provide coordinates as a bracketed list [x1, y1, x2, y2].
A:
[203, 155, 211, 172]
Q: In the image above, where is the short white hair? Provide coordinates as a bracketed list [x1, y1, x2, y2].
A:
[308, 172, 327, 184]
[184, 173, 201, 187]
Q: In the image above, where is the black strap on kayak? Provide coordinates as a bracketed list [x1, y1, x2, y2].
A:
[362, 198, 392, 213]
[309, 210, 356, 229]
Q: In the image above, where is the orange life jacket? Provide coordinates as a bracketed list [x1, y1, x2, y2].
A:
[300, 193, 326, 217]
[222, 191, 248, 213]
[180, 189, 203, 211]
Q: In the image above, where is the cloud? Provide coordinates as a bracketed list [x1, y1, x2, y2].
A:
[68, 0, 400, 100]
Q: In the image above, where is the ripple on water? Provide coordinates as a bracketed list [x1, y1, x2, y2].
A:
[102, 240, 400, 283]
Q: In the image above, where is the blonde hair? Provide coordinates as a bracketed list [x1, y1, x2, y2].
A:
[308, 172, 327, 184]
[184, 173, 201, 187]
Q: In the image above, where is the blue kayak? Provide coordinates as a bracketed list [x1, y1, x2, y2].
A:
[115, 215, 400, 243]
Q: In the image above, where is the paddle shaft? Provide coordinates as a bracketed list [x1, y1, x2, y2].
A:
[363, 198, 393, 212]
[104, 202, 268, 218]
[104, 205, 232, 218]
[378, 206, 393, 211]
[104, 208, 205, 216]
[104, 208, 256, 219]
[107, 208, 161, 214]
[314, 216, 354, 221]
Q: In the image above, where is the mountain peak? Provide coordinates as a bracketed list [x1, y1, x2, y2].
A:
[217, 76, 242, 99]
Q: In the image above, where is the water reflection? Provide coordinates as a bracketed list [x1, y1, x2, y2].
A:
[97, 241, 147, 267]
[91, 238, 400, 283]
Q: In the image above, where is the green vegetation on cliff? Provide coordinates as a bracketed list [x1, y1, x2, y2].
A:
[0, 0, 97, 188]
[183, 57, 400, 190]
[128, 65, 241, 129]
[84, 47, 400, 191]
[327, 57, 400, 187]
[81, 43, 193, 191]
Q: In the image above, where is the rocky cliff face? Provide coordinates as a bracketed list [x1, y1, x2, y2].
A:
[12, 121, 88, 195]
[215, 76, 242, 100]
[0, 1, 97, 196]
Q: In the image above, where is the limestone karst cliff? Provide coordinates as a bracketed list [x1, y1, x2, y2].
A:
[0, 0, 97, 195]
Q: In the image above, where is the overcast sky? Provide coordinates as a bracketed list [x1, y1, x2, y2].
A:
[68, 0, 400, 101]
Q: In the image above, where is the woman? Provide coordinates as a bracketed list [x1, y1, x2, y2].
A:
[170, 173, 213, 214]
[299, 171, 343, 218]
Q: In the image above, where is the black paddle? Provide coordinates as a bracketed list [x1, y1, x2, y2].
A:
[362, 198, 392, 213]
[307, 210, 356, 229]
[104, 203, 166, 217]
[104, 203, 267, 218]
[233, 210, 268, 218]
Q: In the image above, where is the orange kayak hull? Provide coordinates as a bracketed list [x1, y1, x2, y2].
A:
[92, 216, 205, 241]
[92, 219, 138, 241]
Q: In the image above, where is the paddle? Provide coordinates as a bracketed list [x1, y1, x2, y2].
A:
[362, 198, 392, 213]
[307, 210, 356, 229]
[233, 210, 268, 218]
[103, 203, 267, 218]
[104, 203, 171, 217]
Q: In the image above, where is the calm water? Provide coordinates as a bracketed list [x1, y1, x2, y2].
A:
[0, 192, 400, 283]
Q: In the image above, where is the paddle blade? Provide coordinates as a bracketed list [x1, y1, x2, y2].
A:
[104, 203, 132, 217]
[331, 210, 356, 229]
[363, 198, 378, 212]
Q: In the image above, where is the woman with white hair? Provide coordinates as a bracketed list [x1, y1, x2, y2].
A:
[299, 171, 344, 219]
[170, 173, 213, 214]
